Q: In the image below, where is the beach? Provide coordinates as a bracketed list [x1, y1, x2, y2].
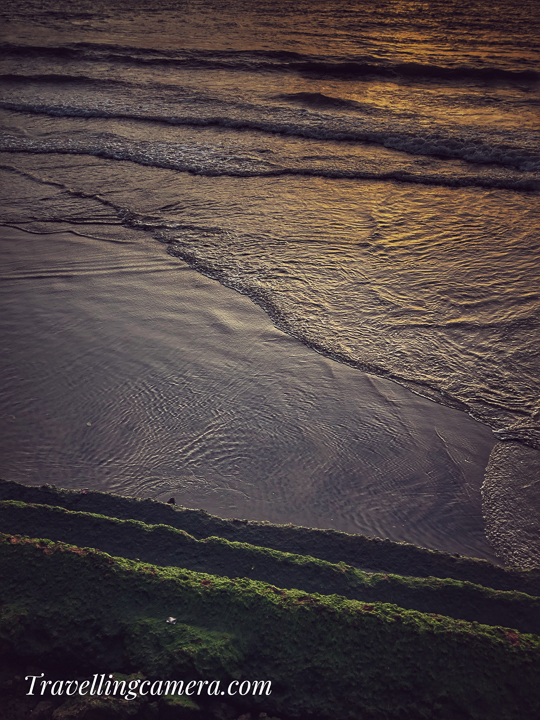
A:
[1, 0, 539, 565]
[0, 225, 497, 560]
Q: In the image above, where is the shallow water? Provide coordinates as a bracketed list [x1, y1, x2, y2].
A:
[0, 225, 497, 560]
[1, 0, 539, 564]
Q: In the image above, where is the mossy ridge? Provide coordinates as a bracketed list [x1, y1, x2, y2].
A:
[1, 533, 540, 720]
[2, 499, 540, 637]
[2, 477, 539, 595]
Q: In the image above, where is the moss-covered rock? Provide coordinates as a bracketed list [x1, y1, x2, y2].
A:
[1, 533, 539, 720]
[2, 478, 539, 595]
[1, 499, 539, 636]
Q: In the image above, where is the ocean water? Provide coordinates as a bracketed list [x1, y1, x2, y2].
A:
[1, 0, 539, 565]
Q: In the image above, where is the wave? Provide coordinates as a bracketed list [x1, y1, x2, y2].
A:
[1, 100, 539, 179]
[1, 157, 538, 453]
[276, 92, 371, 111]
[0, 73, 133, 87]
[1, 133, 538, 192]
[287, 60, 540, 85]
[158, 226, 540, 448]
[2, 41, 538, 85]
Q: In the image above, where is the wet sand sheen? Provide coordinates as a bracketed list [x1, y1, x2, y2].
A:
[0, 224, 497, 561]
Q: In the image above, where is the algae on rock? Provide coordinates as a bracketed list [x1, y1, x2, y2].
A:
[1, 532, 539, 720]
[2, 478, 539, 595]
[1, 499, 539, 636]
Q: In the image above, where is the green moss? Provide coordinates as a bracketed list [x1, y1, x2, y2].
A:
[161, 694, 200, 711]
[0, 533, 539, 720]
[2, 477, 539, 596]
[1, 499, 539, 636]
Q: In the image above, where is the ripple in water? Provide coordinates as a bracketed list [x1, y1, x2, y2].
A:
[0, 225, 497, 560]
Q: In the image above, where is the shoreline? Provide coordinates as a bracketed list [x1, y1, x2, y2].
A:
[2, 478, 539, 591]
[0, 223, 498, 561]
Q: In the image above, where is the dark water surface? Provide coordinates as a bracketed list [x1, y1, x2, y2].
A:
[0, 226, 497, 559]
[1, 0, 539, 564]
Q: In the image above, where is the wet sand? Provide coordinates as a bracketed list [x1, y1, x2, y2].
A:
[0, 224, 497, 560]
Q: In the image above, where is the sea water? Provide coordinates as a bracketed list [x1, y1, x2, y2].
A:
[1, 0, 539, 564]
